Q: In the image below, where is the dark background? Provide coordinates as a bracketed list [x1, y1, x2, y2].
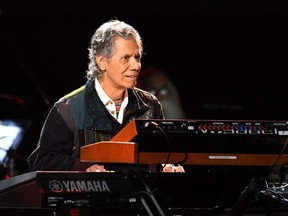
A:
[1, 0, 288, 174]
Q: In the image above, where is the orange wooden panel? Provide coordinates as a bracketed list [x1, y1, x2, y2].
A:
[138, 152, 288, 166]
[110, 120, 138, 142]
[80, 141, 138, 163]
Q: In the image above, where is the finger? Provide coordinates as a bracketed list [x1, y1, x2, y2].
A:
[174, 166, 185, 173]
[162, 164, 173, 172]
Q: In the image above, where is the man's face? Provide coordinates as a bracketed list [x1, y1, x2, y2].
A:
[101, 37, 142, 91]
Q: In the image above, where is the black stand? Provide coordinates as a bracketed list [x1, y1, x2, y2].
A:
[229, 178, 263, 216]
[134, 172, 172, 216]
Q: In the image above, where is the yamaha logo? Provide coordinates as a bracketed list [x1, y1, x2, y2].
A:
[48, 180, 111, 192]
[49, 180, 63, 193]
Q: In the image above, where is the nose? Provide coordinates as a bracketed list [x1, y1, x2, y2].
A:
[130, 57, 141, 71]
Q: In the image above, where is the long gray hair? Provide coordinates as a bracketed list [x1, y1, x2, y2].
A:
[86, 19, 143, 80]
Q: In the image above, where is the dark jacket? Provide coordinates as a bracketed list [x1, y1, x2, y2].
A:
[27, 79, 164, 171]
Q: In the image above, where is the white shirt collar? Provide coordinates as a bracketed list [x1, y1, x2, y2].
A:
[94, 78, 128, 123]
[95, 78, 111, 105]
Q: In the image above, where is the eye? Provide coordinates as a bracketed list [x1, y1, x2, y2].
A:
[135, 55, 141, 62]
[122, 55, 130, 61]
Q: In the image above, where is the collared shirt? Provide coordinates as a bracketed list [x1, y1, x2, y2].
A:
[95, 79, 128, 124]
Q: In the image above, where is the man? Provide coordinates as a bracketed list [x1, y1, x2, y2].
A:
[27, 19, 184, 173]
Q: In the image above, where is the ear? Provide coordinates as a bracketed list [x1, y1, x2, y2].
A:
[96, 55, 106, 71]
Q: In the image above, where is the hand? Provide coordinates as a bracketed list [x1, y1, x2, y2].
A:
[162, 164, 185, 173]
[86, 164, 113, 172]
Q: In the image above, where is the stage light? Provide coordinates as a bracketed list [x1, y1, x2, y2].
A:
[0, 120, 24, 163]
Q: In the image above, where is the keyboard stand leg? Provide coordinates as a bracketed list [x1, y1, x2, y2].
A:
[135, 172, 172, 216]
[140, 195, 164, 216]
